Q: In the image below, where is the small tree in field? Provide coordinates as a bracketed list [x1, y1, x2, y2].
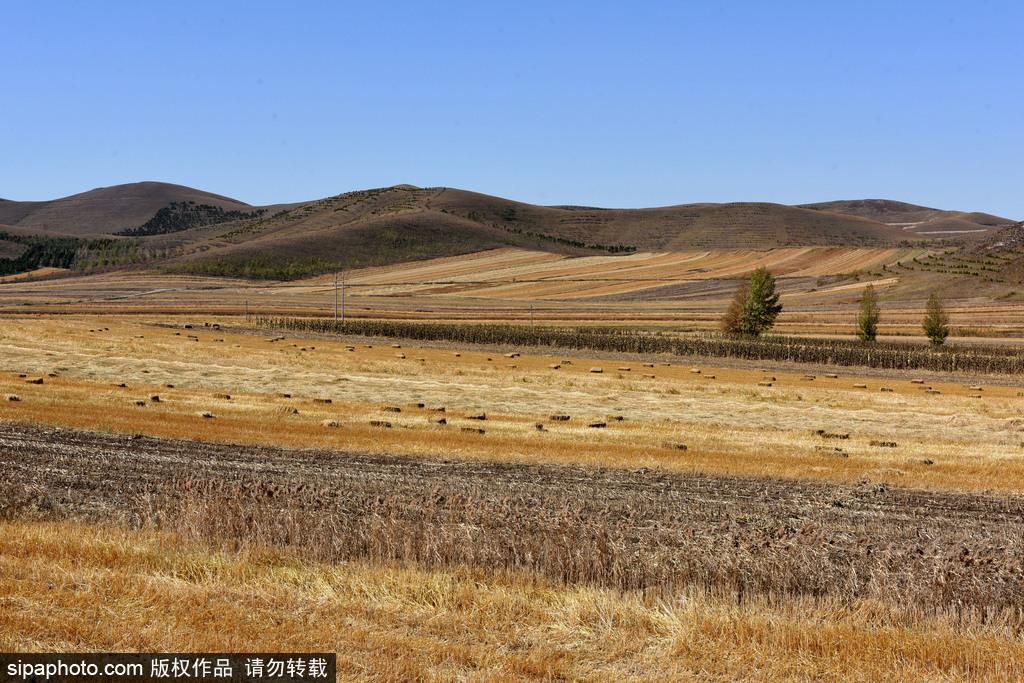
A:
[720, 279, 748, 335]
[738, 266, 782, 336]
[922, 291, 950, 347]
[857, 283, 880, 342]
[721, 266, 782, 336]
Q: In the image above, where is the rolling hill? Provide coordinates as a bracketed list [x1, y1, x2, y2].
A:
[0, 182, 975, 280]
[151, 186, 931, 278]
[798, 199, 1016, 238]
[0, 181, 271, 236]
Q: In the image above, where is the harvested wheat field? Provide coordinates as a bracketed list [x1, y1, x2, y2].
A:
[2, 313, 1024, 680]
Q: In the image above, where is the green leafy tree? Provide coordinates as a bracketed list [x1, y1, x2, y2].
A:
[922, 291, 950, 347]
[721, 266, 782, 336]
[857, 284, 880, 342]
[738, 266, 782, 336]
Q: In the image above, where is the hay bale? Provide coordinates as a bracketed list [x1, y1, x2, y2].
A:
[910, 379, 925, 384]
[588, 422, 607, 428]
[382, 406, 401, 413]
[607, 415, 624, 422]
[801, 375, 816, 381]
[454, 353, 461, 357]
[880, 387, 893, 392]
[429, 416, 447, 425]
[817, 430, 850, 440]
[917, 458, 935, 466]
[321, 419, 339, 428]
[969, 386, 983, 391]
[619, 367, 632, 372]
[689, 368, 701, 374]
[165, 384, 175, 389]
[561, 360, 572, 365]
[662, 441, 687, 450]
[278, 407, 298, 415]
[504, 353, 516, 358]
[313, 398, 333, 404]
[869, 440, 898, 448]
[276, 392, 292, 398]
[705, 375, 716, 379]
[196, 411, 214, 418]
[824, 374, 838, 379]
[415, 403, 425, 408]
[466, 412, 487, 420]
[391, 343, 402, 348]
[590, 367, 604, 373]
[429, 406, 446, 412]
[395, 353, 406, 359]
[757, 381, 773, 387]
[6, 395, 20, 402]
[369, 420, 392, 428]
[852, 384, 867, 389]
[535, 423, 545, 431]
[213, 393, 231, 400]
[150, 395, 160, 402]
[643, 374, 656, 379]
[549, 364, 561, 369]
[461, 427, 485, 434]
[927, 389, 942, 395]
[25, 378, 43, 385]
[550, 415, 571, 421]
[815, 446, 848, 457]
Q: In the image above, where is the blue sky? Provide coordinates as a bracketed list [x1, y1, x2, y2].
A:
[3, 1, 1022, 218]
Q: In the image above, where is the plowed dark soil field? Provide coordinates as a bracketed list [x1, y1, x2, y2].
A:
[2, 422, 1022, 624]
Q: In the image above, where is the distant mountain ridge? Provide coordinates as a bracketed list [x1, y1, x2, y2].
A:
[8, 181, 1017, 280]
[0, 182, 261, 236]
[798, 199, 1016, 238]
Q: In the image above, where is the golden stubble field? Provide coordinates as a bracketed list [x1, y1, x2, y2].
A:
[1, 314, 1024, 490]
[2, 313, 1024, 680]
[7, 246, 1024, 340]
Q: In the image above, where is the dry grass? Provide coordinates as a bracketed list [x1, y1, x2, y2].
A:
[2, 520, 1021, 681]
[3, 314, 1024, 679]
[1, 316, 1023, 492]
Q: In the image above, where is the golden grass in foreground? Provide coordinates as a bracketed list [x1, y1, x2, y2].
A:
[1, 520, 1019, 682]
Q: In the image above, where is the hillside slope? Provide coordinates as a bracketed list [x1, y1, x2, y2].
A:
[0, 182, 258, 236]
[0, 183, 942, 280]
[149, 185, 928, 278]
[798, 199, 1016, 238]
[432, 189, 922, 250]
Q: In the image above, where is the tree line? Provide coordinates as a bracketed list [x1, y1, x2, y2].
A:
[116, 202, 267, 237]
[720, 265, 951, 346]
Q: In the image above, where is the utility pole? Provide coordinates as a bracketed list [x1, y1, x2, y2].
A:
[334, 271, 338, 323]
[341, 270, 346, 323]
